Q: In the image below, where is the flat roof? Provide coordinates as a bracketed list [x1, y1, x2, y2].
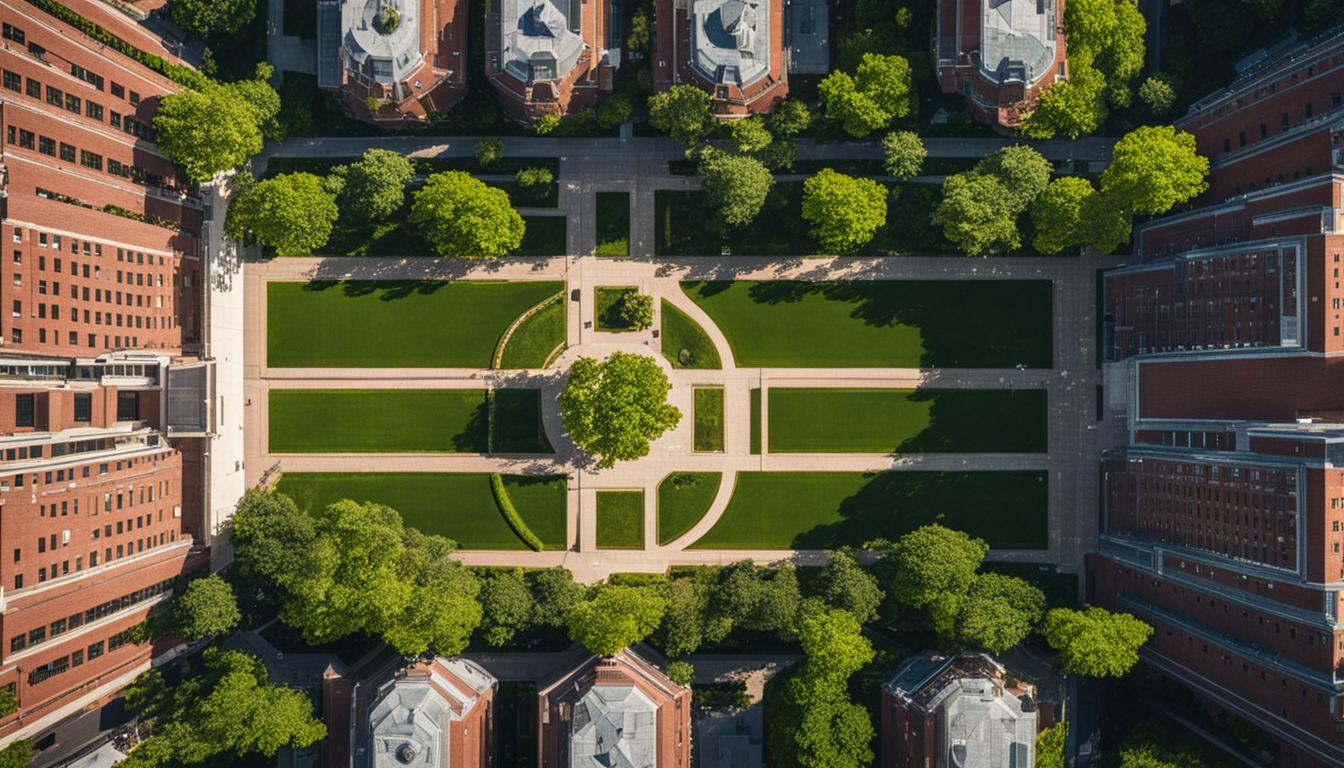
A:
[980, 0, 1057, 87]
[787, 0, 828, 74]
[690, 0, 773, 87]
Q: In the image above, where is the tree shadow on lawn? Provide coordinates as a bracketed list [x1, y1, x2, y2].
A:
[299, 279, 449, 300]
[790, 471, 1048, 550]
[454, 398, 490, 452]
[894, 389, 1048, 453]
[738, 280, 1053, 368]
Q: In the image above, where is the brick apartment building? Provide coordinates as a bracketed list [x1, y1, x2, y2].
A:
[485, 0, 616, 124]
[316, 0, 470, 126]
[932, 0, 1068, 132]
[652, 0, 788, 117]
[0, 0, 214, 744]
[1094, 26, 1344, 768]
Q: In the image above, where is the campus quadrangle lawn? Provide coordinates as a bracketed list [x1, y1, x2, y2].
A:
[269, 389, 487, 453]
[767, 389, 1047, 453]
[689, 471, 1047, 550]
[267, 280, 562, 368]
[683, 280, 1052, 368]
[275, 472, 567, 550]
[658, 472, 721, 545]
[596, 490, 645, 549]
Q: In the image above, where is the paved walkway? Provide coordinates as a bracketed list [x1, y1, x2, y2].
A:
[245, 238, 1118, 582]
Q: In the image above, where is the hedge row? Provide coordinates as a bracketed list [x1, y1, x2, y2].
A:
[489, 473, 544, 551]
[25, 0, 209, 91]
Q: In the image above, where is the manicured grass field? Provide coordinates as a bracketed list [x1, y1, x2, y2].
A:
[657, 472, 721, 545]
[595, 286, 640, 332]
[660, 301, 721, 369]
[493, 389, 554, 453]
[682, 280, 1052, 368]
[516, 215, 567, 257]
[596, 490, 645, 549]
[766, 388, 1047, 453]
[322, 214, 564, 258]
[498, 294, 566, 369]
[689, 471, 1048, 550]
[750, 388, 761, 455]
[267, 280, 562, 368]
[595, 192, 630, 256]
[694, 387, 724, 452]
[275, 472, 568, 549]
[268, 389, 487, 453]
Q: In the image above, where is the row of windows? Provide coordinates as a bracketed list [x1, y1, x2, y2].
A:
[11, 391, 139, 428]
[9, 328, 149, 350]
[2, 22, 143, 103]
[24, 531, 175, 589]
[10, 577, 181, 658]
[28, 628, 133, 687]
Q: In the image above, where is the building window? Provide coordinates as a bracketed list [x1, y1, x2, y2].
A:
[73, 393, 91, 422]
[2, 70, 19, 92]
[25, 78, 39, 99]
[44, 85, 62, 107]
[63, 93, 80, 114]
[85, 101, 103, 121]
[79, 150, 102, 171]
[117, 391, 139, 421]
[37, 136, 54, 156]
[58, 143, 75, 163]
[18, 129, 33, 150]
[2, 23, 25, 44]
[15, 394, 34, 427]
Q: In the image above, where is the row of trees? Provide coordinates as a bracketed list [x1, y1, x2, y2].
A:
[153, 63, 281, 182]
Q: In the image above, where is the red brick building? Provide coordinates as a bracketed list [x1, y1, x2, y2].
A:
[537, 646, 691, 768]
[485, 0, 615, 124]
[1093, 28, 1344, 768]
[0, 0, 209, 743]
[316, 0, 470, 126]
[932, 0, 1068, 132]
[652, 0, 788, 117]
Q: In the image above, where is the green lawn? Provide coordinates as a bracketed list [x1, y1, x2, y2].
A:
[493, 389, 554, 453]
[269, 389, 487, 453]
[498, 294, 566, 369]
[690, 471, 1048, 550]
[694, 387, 724, 452]
[682, 280, 1053, 368]
[658, 472, 721, 545]
[516, 215, 567, 257]
[596, 490, 645, 549]
[596, 192, 630, 256]
[320, 213, 563, 258]
[595, 286, 640, 332]
[275, 472, 568, 549]
[750, 388, 761, 455]
[267, 280, 562, 368]
[660, 301, 721, 369]
[766, 389, 1047, 453]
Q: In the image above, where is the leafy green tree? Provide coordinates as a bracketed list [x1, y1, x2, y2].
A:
[0, 687, 16, 717]
[1031, 176, 1095, 254]
[754, 565, 803, 639]
[410, 171, 525, 258]
[1138, 75, 1177, 116]
[665, 660, 694, 687]
[169, 0, 257, 38]
[648, 85, 712, 146]
[1042, 606, 1153, 677]
[0, 740, 33, 768]
[227, 64, 283, 141]
[225, 173, 338, 256]
[801, 169, 888, 253]
[534, 113, 562, 135]
[479, 568, 534, 647]
[933, 172, 1021, 256]
[528, 567, 582, 627]
[1077, 192, 1132, 254]
[568, 584, 668, 656]
[121, 648, 325, 768]
[699, 150, 774, 228]
[731, 116, 773, 153]
[797, 606, 873, 685]
[559, 352, 682, 468]
[516, 166, 555, 188]
[770, 98, 812, 137]
[822, 549, 882, 622]
[155, 86, 263, 181]
[617, 292, 654, 330]
[1036, 722, 1067, 768]
[755, 139, 798, 171]
[978, 145, 1052, 213]
[1101, 126, 1209, 215]
[1021, 64, 1108, 140]
[228, 489, 316, 609]
[172, 574, 240, 641]
[327, 149, 414, 223]
[818, 54, 913, 137]
[474, 137, 504, 168]
[1064, 0, 1146, 93]
[661, 574, 711, 656]
[880, 130, 926, 180]
[955, 573, 1045, 653]
[597, 94, 635, 128]
[385, 530, 482, 656]
[870, 525, 987, 637]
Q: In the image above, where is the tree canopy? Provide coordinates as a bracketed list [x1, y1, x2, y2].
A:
[699, 149, 775, 228]
[955, 573, 1045, 653]
[172, 574, 241, 641]
[326, 149, 414, 222]
[881, 131, 926, 181]
[730, 117, 774, 153]
[1030, 176, 1095, 254]
[801, 169, 888, 253]
[1021, 64, 1108, 140]
[1042, 606, 1153, 677]
[978, 145, 1052, 212]
[155, 85, 264, 181]
[410, 171, 525, 258]
[770, 99, 813, 137]
[169, 0, 258, 39]
[568, 584, 668, 656]
[870, 525, 988, 638]
[0, 741, 33, 768]
[1065, 0, 1146, 104]
[559, 352, 682, 468]
[822, 548, 882, 622]
[1100, 126, 1209, 215]
[933, 172, 1021, 256]
[225, 172, 338, 256]
[818, 54, 914, 137]
[479, 568, 534, 647]
[648, 85, 713, 146]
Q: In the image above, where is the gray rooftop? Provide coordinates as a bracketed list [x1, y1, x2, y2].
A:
[317, 0, 426, 88]
[498, 0, 586, 85]
[980, 0, 1058, 87]
[570, 683, 658, 768]
[931, 678, 1036, 768]
[690, 0, 772, 87]
[368, 659, 496, 768]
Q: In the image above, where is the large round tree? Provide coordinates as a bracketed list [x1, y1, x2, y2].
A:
[410, 171, 525, 258]
[559, 352, 681, 469]
[225, 172, 338, 256]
